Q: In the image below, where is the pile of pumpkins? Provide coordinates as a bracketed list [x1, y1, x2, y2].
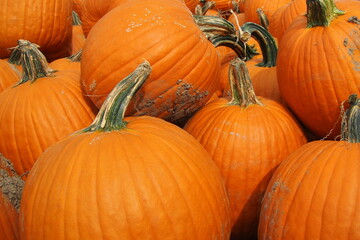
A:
[0, 0, 359, 239]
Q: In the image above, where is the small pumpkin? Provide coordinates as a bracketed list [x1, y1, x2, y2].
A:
[0, 40, 97, 176]
[184, 58, 307, 239]
[19, 61, 232, 239]
[258, 94, 360, 239]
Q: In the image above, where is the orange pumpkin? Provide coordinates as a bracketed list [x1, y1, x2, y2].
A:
[73, 0, 84, 18]
[81, 0, 221, 124]
[0, 191, 19, 240]
[0, 0, 73, 61]
[269, 0, 306, 42]
[244, 0, 291, 27]
[184, 58, 307, 239]
[19, 61, 232, 239]
[276, 0, 360, 139]
[258, 94, 360, 239]
[0, 40, 96, 176]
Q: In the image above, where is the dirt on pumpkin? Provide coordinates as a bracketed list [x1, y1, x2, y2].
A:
[0, 154, 24, 211]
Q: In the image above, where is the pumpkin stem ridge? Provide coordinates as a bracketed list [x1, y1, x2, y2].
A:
[306, 0, 345, 28]
[228, 58, 263, 107]
[82, 61, 152, 132]
[341, 94, 360, 143]
[72, 11, 82, 26]
[8, 40, 56, 85]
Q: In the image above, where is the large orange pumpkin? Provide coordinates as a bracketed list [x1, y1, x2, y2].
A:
[0, 40, 96, 176]
[81, 0, 222, 124]
[276, 0, 360, 139]
[184, 58, 307, 239]
[258, 94, 360, 239]
[0, 0, 73, 61]
[19, 61, 232, 240]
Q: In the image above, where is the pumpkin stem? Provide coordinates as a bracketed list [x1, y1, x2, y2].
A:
[228, 58, 263, 107]
[82, 61, 152, 132]
[193, 15, 276, 65]
[66, 49, 82, 62]
[306, 0, 345, 28]
[241, 22, 278, 67]
[341, 94, 360, 143]
[72, 11, 82, 26]
[256, 8, 269, 30]
[8, 40, 56, 85]
[195, 1, 215, 15]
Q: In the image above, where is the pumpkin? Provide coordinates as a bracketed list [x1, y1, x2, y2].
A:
[269, 0, 306, 42]
[19, 61, 232, 240]
[276, 0, 360, 139]
[184, 58, 307, 239]
[244, 0, 291, 28]
[258, 94, 360, 239]
[0, 191, 19, 240]
[0, 40, 97, 176]
[0, 59, 21, 93]
[81, 0, 222, 124]
[0, 0, 73, 61]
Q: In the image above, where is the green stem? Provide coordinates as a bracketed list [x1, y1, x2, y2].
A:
[341, 94, 360, 143]
[256, 8, 269, 30]
[228, 58, 263, 107]
[194, 15, 276, 64]
[306, 0, 345, 28]
[66, 49, 82, 62]
[195, 1, 215, 15]
[8, 40, 56, 85]
[82, 61, 152, 132]
[242, 22, 278, 67]
[72, 11, 82, 26]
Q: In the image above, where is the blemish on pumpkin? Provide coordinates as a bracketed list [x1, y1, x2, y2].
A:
[348, 16, 360, 25]
[0, 154, 24, 211]
[89, 79, 97, 92]
[343, 38, 348, 47]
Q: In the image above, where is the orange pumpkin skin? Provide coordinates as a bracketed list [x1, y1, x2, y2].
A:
[81, 0, 221, 123]
[212, 0, 240, 11]
[184, 97, 307, 239]
[184, 0, 201, 12]
[19, 116, 232, 240]
[258, 140, 360, 239]
[0, 0, 73, 61]
[0, 71, 97, 176]
[277, 1, 360, 139]
[244, 0, 291, 26]
[49, 58, 81, 72]
[0, 60, 21, 92]
[269, 0, 306, 42]
[0, 192, 19, 240]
